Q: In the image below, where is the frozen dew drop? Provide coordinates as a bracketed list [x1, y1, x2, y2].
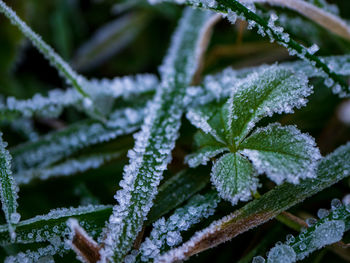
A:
[267, 244, 296, 263]
[252, 255, 265, 263]
[306, 218, 317, 227]
[342, 194, 350, 206]
[311, 220, 345, 248]
[299, 243, 306, 251]
[317, 208, 329, 219]
[331, 199, 342, 210]
[286, 234, 295, 244]
[10, 212, 21, 224]
[307, 44, 319, 55]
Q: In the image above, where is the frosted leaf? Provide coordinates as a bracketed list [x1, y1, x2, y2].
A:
[185, 146, 228, 168]
[14, 151, 122, 185]
[11, 107, 144, 172]
[0, 133, 20, 238]
[186, 106, 225, 143]
[139, 192, 219, 262]
[267, 244, 296, 263]
[221, 66, 312, 146]
[240, 123, 321, 184]
[100, 8, 216, 262]
[211, 153, 259, 205]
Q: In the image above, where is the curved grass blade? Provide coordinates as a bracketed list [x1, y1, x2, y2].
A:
[100, 8, 218, 262]
[11, 107, 144, 172]
[14, 151, 123, 185]
[0, 133, 19, 239]
[156, 141, 350, 263]
[0, 74, 158, 120]
[0, 0, 88, 98]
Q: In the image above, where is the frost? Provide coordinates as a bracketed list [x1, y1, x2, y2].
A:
[252, 256, 266, 263]
[0, 132, 20, 238]
[0, 204, 111, 245]
[185, 146, 228, 168]
[0, 74, 158, 119]
[260, 201, 350, 263]
[139, 192, 219, 262]
[0, 0, 88, 99]
[100, 8, 216, 262]
[240, 124, 321, 184]
[229, 66, 312, 145]
[267, 244, 296, 263]
[11, 107, 144, 172]
[211, 153, 259, 205]
[5, 244, 64, 263]
[14, 152, 121, 185]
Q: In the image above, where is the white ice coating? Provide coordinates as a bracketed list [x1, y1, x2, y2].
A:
[0, 132, 20, 239]
[241, 124, 321, 185]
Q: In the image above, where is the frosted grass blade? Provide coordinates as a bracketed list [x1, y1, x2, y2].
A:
[100, 8, 217, 262]
[0, 133, 20, 239]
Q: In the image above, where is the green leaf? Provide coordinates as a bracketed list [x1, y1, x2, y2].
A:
[222, 66, 312, 148]
[186, 103, 227, 144]
[240, 123, 321, 184]
[158, 142, 350, 262]
[0, 132, 19, 239]
[100, 8, 217, 262]
[211, 152, 258, 205]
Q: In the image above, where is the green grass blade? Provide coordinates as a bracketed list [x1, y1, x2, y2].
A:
[0, 133, 19, 239]
[100, 8, 217, 262]
[11, 107, 144, 172]
[0, 0, 87, 98]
